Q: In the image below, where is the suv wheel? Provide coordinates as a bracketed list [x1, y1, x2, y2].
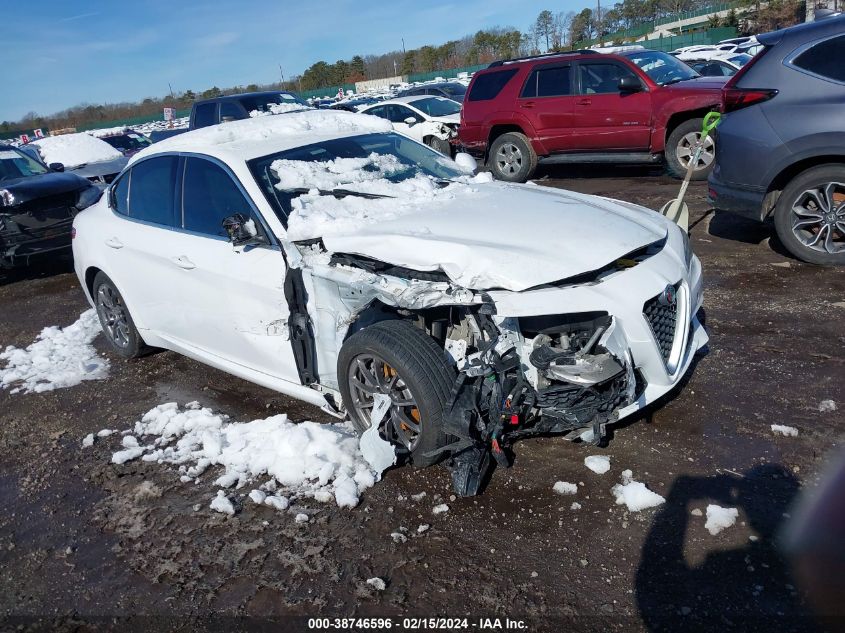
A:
[338, 320, 455, 467]
[92, 272, 148, 358]
[488, 132, 537, 183]
[666, 118, 715, 180]
[773, 164, 845, 265]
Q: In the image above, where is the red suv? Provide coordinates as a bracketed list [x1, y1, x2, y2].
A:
[459, 49, 727, 182]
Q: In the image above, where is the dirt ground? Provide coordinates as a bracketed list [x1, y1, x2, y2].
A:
[1, 167, 843, 632]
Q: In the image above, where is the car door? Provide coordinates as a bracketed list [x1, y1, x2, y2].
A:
[571, 60, 652, 151]
[517, 63, 576, 153]
[160, 156, 302, 384]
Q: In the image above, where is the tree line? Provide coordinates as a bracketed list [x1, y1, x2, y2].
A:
[1, 0, 804, 136]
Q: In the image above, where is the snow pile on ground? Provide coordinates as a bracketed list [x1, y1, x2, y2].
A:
[553, 481, 578, 495]
[0, 309, 108, 394]
[105, 402, 387, 510]
[611, 469, 665, 512]
[771, 424, 799, 437]
[276, 152, 488, 241]
[249, 102, 312, 117]
[585, 455, 611, 474]
[818, 399, 837, 413]
[31, 133, 123, 168]
[704, 504, 739, 535]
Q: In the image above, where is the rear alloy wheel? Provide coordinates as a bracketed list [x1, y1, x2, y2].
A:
[488, 132, 537, 183]
[425, 136, 452, 157]
[773, 165, 845, 265]
[338, 320, 455, 467]
[92, 271, 147, 358]
[666, 118, 715, 180]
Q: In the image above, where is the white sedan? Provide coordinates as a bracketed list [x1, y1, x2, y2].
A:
[359, 96, 460, 156]
[72, 110, 706, 495]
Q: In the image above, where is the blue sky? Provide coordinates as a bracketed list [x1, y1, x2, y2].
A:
[0, 0, 578, 122]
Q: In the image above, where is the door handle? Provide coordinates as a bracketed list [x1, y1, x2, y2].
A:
[104, 237, 123, 249]
[171, 255, 196, 270]
[520, 101, 535, 109]
[577, 99, 592, 106]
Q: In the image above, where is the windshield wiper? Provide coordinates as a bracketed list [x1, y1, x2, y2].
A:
[661, 78, 688, 86]
[284, 187, 393, 200]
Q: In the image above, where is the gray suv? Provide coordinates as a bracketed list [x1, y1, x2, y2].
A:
[708, 15, 845, 265]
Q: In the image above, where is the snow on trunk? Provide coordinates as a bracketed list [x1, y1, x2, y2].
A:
[0, 309, 109, 394]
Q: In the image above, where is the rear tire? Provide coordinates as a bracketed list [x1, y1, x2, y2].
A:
[773, 164, 845, 265]
[338, 320, 455, 467]
[488, 132, 538, 183]
[92, 272, 148, 358]
[665, 118, 716, 181]
[425, 136, 452, 157]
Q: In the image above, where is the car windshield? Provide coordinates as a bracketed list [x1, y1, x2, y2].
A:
[410, 97, 461, 117]
[101, 133, 151, 152]
[0, 147, 49, 181]
[727, 53, 753, 67]
[624, 50, 699, 85]
[439, 83, 467, 98]
[249, 132, 464, 226]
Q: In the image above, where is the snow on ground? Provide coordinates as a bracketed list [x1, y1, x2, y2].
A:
[0, 309, 108, 394]
[432, 503, 449, 514]
[818, 399, 837, 413]
[771, 424, 799, 437]
[611, 469, 665, 512]
[553, 481, 578, 495]
[705, 504, 739, 535]
[584, 455, 611, 474]
[366, 577, 387, 591]
[101, 402, 389, 511]
[31, 133, 123, 168]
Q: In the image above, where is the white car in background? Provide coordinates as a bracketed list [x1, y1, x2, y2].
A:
[359, 96, 460, 156]
[71, 110, 706, 495]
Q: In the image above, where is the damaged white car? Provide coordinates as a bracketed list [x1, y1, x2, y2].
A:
[359, 96, 460, 156]
[72, 110, 707, 495]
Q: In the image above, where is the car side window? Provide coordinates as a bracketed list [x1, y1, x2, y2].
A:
[388, 105, 421, 123]
[193, 103, 217, 128]
[182, 157, 259, 238]
[578, 63, 639, 94]
[366, 105, 388, 119]
[792, 34, 845, 83]
[521, 64, 572, 98]
[219, 101, 242, 121]
[111, 173, 130, 216]
[468, 69, 518, 101]
[127, 156, 178, 226]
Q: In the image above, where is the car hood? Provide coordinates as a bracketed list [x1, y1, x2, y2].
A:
[0, 171, 90, 206]
[69, 156, 128, 178]
[317, 183, 668, 292]
[661, 75, 729, 91]
[429, 113, 461, 125]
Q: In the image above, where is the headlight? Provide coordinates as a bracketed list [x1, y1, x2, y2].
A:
[0, 189, 15, 207]
[76, 185, 102, 210]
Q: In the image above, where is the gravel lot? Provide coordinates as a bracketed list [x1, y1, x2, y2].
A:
[1, 168, 842, 632]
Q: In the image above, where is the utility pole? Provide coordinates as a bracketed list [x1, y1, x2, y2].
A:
[279, 64, 285, 88]
[393, 59, 398, 75]
[168, 82, 174, 99]
[402, 38, 406, 54]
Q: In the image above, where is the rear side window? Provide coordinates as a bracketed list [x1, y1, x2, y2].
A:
[182, 158, 255, 238]
[366, 105, 387, 119]
[792, 35, 845, 83]
[192, 103, 217, 128]
[128, 156, 178, 226]
[468, 69, 518, 101]
[521, 65, 572, 98]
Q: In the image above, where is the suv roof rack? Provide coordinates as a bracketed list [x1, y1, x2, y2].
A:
[487, 50, 600, 68]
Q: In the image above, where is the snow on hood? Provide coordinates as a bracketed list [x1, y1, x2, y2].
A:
[31, 133, 123, 168]
[283, 159, 667, 291]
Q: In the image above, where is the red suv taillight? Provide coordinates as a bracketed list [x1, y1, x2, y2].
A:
[720, 45, 776, 112]
[721, 87, 778, 112]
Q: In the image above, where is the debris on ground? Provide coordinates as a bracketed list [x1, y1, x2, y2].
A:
[611, 470, 665, 512]
[390, 532, 408, 543]
[0, 309, 108, 394]
[417, 524, 430, 534]
[705, 504, 739, 535]
[771, 424, 799, 437]
[553, 481, 578, 495]
[294, 513, 309, 523]
[432, 503, 450, 514]
[570, 502, 582, 510]
[210, 491, 235, 515]
[584, 455, 611, 474]
[366, 577, 387, 591]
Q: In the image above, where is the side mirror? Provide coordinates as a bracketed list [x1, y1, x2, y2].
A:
[454, 152, 478, 175]
[619, 76, 643, 92]
[404, 117, 418, 126]
[49, 162, 65, 172]
[222, 213, 260, 246]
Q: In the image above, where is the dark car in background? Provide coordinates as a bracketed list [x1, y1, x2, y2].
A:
[398, 81, 468, 101]
[189, 91, 308, 129]
[0, 145, 100, 269]
[96, 130, 152, 157]
[708, 15, 845, 265]
[687, 53, 753, 77]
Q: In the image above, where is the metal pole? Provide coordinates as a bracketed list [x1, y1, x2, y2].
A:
[279, 65, 285, 88]
[597, 0, 602, 45]
[402, 38, 406, 54]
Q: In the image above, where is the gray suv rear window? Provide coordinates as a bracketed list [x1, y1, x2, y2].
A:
[793, 35, 845, 83]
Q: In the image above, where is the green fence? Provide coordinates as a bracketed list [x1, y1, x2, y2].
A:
[642, 26, 739, 52]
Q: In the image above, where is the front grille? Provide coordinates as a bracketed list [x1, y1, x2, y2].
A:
[643, 284, 680, 364]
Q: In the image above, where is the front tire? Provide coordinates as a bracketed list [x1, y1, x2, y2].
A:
[773, 164, 845, 265]
[425, 136, 452, 157]
[488, 132, 538, 183]
[338, 320, 455, 467]
[92, 272, 147, 358]
[665, 118, 716, 181]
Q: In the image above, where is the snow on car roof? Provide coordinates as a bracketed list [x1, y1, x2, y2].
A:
[31, 133, 124, 168]
[131, 110, 393, 165]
